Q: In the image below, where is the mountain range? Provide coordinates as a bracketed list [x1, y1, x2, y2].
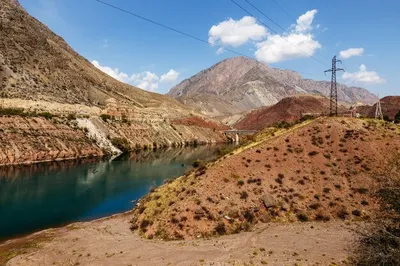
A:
[168, 57, 378, 117]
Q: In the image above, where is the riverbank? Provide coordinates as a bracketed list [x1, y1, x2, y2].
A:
[0, 113, 227, 166]
[0, 210, 359, 266]
[0, 145, 230, 241]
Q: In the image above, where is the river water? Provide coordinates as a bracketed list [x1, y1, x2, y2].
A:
[0, 145, 230, 240]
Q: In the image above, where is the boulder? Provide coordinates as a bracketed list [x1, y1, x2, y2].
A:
[261, 194, 276, 208]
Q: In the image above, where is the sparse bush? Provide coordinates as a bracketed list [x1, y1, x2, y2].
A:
[237, 180, 244, 186]
[309, 203, 322, 210]
[110, 137, 130, 153]
[0, 107, 25, 116]
[354, 187, 369, 194]
[214, 221, 226, 235]
[240, 191, 249, 200]
[323, 187, 331, 194]
[352, 209, 361, 217]
[297, 213, 309, 222]
[337, 208, 349, 220]
[315, 213, 330, 222]
[67, 113, 76, 120]
[100, 114, 111, 122]
[308, 151, 319, 156]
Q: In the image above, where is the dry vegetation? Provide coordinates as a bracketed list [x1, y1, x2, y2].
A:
[129, 117, 400, 240]
[352, 153, 400, 265]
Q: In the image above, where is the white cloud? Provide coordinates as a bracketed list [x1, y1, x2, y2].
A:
[130, 72, 159, 91]
[342, 64, 385, 84]
[91, 60, 179, 92]
[160, 69, 180, 83]
[91, 60, 129, 82]
[339, 48, 364, 59]
[255, 9, 321, 63]
[255, 33, 321, 63]
[216, 47, 225, 55]
[208, 16, 268, 47]
[294, 9, 318, 33]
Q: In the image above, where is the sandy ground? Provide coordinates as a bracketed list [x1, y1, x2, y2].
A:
[2, 212, 357, 266]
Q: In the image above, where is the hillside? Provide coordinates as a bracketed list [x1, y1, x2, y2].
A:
[357, 96, 400, 120]
[0, 0, 185, 111]
[130, 117, 400, 240]
[168, 57, 377, 117]
[234, 95, 347, 130]
[0, 0, 231, 165]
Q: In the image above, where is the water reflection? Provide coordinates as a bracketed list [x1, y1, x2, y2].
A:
[0, 145, 226, 240]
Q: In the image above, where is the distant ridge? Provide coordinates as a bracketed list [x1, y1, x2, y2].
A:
[168, 57, 378, 117]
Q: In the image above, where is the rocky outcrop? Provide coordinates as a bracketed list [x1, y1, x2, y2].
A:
[0, 116, 104, 165]
[168, 57, 377, 117]
[0, 114, 227, 165]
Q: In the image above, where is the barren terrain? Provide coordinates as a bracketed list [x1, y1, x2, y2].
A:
[131, 117, 400, 240]
[1, 212, 358, 266]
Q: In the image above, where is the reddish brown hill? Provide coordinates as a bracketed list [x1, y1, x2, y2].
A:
[171, 116, 230, 131]
[129, 118, 400, 240]
[358, 96, 400, 120]
[234, 95, 347, 130]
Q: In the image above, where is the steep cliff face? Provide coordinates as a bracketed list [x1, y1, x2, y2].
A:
[0, 115, 226, 166]
[0, 116, 104, 165]
[168, 57, 377, 117]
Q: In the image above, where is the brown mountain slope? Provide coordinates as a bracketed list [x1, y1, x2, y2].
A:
[0, 0, 228, 165]
[168, 57, 377, 117]
[234, 95, 347, 130]
[0, 0, 184, 111]
[129, 118, 400, 240]
[358, 96, 400, 120]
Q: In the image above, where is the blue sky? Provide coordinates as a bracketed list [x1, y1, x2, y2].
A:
[19, 0, 399, 96]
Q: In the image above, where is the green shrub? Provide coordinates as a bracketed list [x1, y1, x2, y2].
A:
[297, 213, 309, 222]
[395, 111, 400, 124]
[0, 107, 25, 116]
[37, 112, 54, 119]
[100, 114, 111, 122]
[110, 137, 130, 153]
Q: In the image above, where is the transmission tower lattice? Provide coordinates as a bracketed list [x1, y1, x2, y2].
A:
[324, 56, 345, 116]
[375, 97, 383, 120]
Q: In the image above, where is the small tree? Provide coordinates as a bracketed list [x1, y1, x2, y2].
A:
[395, 111, 400, 124]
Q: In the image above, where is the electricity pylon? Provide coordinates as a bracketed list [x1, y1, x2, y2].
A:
[325, 56, 345, 116]
[375, 96, 383, 120]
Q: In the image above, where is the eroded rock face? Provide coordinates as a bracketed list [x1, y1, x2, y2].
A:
[0, 115, 227, 165]
[0, 116, 104, 165]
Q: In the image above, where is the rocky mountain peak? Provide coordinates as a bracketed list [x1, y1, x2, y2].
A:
[168, 56, 377, 117]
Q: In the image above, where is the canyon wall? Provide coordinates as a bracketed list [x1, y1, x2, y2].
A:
[0, 114, 226, 166]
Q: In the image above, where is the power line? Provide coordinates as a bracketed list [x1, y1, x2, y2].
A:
[230, 0, 329, 68]
[244, 0, 287, 33]
[93, 0, 325, 77]
[270, 0, 294, 21]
